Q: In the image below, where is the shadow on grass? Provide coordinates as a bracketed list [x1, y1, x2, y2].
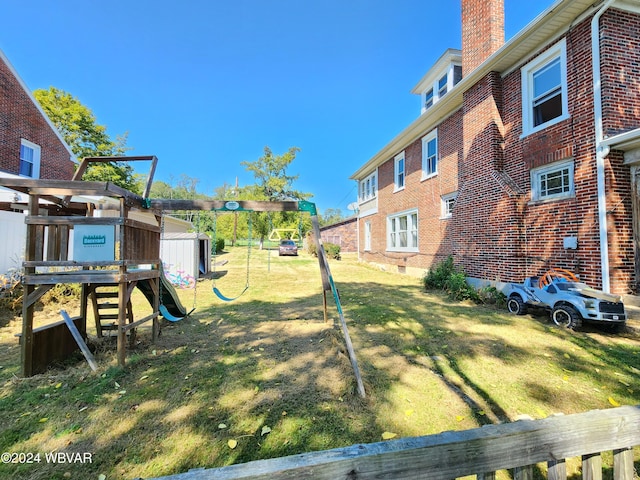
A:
[0, 275, 638, 479]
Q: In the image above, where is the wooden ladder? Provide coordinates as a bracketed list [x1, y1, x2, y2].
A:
[88, 286, 136, 345]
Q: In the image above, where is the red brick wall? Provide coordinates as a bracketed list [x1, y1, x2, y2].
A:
[461, 0, 504, 75]
[0, 56, 74, 179]
[601, 9, 640, 137]
[359, 110, 463, 270]
[357, 9, 638, 294]
[320, 217, 357, 252]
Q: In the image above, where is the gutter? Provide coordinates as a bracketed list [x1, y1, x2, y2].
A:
[592, 0, 616, 293]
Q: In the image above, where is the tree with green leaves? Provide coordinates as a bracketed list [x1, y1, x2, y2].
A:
[241, 146, 311, 248]
[320, 208, 345, 227]
[34, 86, 142, 194]
[241, 146, 310, 202]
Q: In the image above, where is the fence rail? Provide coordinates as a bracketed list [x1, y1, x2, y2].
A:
[149, 406, 640, 480]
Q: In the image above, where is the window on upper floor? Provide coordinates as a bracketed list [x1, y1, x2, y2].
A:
[441, 191, 457, 218]
[438, 74, 448, 97]
[19, 139, 41, 178]
[388, 210, 418, 252]
[425, 88, 434, 109]
[359, 171, 377, 203]
[530, 159, 574, 202]
[394, 152, 405, 191]
[421, 129, 438, 179]
[420, 64, 462, 113]
[521, 39, 569, 136]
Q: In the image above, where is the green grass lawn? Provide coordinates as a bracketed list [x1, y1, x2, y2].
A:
[0, 249, 638, 479]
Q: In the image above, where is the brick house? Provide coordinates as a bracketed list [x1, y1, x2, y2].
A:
[0, 48, 76, 273]
[351, 0, 640, 294]
[320, 216, 358, 253]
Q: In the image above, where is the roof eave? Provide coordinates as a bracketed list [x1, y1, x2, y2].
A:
[350, 0, 603, 181]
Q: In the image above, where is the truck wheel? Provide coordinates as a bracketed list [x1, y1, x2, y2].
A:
[507, 295, 527, 315]
[551, 305, 582, 330]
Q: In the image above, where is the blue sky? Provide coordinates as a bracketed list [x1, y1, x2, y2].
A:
[1, 0, 551, 215]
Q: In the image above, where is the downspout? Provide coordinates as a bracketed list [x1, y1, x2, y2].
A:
[592, 0, 616, 293]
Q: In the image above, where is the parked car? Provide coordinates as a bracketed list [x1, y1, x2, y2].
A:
[278, 239, 298, 256]
[505, 269, 626, 330]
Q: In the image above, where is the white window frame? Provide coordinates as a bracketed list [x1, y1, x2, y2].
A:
[394, 152, 405, 192]
[420, 63, 461, 114]
[441, 192, 457, 218]
[19, 139, 41, 179]
[521, 39, 569, 137]
[421, 129, 438, 180]
[359, 171, 377, 203]
[364, 221, 372, 251]
[530, 159, 574, 202]
[387, 209, 418, 252]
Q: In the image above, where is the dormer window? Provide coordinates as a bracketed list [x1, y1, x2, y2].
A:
[412, 49, 462, 115]
[438, 74, 448, 98]
[425, 88, 434, 109]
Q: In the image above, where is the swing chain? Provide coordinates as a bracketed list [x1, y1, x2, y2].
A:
[245, 212, 252, 288]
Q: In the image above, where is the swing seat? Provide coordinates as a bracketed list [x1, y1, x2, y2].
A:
[213, 286, 249, 302]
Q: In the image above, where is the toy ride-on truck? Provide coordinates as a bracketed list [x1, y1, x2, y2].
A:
[505, 268, 626, 330]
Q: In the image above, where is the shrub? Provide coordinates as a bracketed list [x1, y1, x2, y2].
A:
[423, 256, 479, 302]
[476, 285, 507, 307]
[42, 283, 81, 305]
[308, 242, 341, 260]
[324, 243, 341, 260]
[214, 238, 225, 254]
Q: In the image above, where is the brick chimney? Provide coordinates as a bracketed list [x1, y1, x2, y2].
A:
[461, 0, 504, 75]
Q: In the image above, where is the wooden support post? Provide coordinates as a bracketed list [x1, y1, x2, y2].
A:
[117, 281, 127, 367]
[322, 290, 328, 324]
[310, 209, 366, 398]
[152, 276, 160, 342]
[117, 197, 128, 367]
[21, 194, 41, 377]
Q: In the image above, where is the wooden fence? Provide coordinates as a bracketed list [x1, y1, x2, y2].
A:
[148, 405, 640, 480]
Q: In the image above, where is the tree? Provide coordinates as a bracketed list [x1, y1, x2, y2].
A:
[34, 86, 141, 194]
[320, 208, 345, 227]
[241, 146, 310, 202]
[241, 146, 311, 248]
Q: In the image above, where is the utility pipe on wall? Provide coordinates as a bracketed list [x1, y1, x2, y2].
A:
[592, 0, 617, 293]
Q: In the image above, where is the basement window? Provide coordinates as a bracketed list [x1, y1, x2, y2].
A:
[531, 159, 574, 201]
[521, 39, 569, 137]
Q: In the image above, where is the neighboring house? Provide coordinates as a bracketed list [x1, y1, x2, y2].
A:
[351, 0, 640, 295]
[320, 216, 357, 253]
[0, 48, 76, 274]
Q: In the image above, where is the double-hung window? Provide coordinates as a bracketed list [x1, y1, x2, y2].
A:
[388, 210, 418, 252]
[19, 139, 41, 178]
[394, 152, 405, 191]
[521, 39, 569, 136]
[531, 159, 574, 201]
[359, 171, 377, 203]
[421, 129, 438, 179]
[438, 74, 448, 98]
[425, 88, 434, 109]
